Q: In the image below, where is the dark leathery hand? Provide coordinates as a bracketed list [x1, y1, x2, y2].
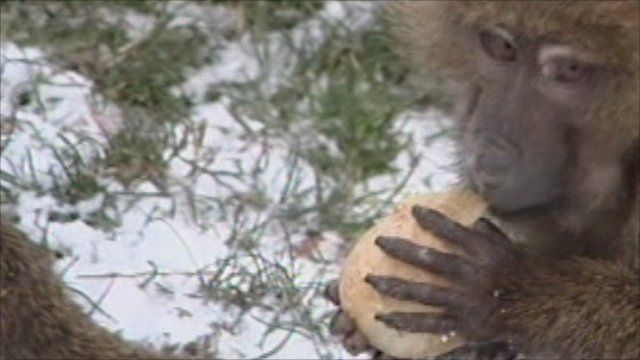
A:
[368, 207, 521, 343]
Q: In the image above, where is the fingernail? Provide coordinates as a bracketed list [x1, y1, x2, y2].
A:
[411, 205, 425, 214]
[412, 205, 435, 218]
[411, 206, 427, 221]
[364, 274, 388, 291]
[374, 313, 393, 324]
[364, 274, 377, 286]
[374, 236, 392, 249]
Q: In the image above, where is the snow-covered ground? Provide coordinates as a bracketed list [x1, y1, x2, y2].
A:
[0, 3, 458, 359]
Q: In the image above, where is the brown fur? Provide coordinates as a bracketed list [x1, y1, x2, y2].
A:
[503, 257, 639, 359]
[388, 1, 639, 359]
[0, 218, 177, 360]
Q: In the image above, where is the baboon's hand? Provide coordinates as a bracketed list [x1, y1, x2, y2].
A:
[366, 206, 521, 344]
[324, 280, 394, 359]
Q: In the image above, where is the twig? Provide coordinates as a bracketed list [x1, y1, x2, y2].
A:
[77, 270, 222, 279]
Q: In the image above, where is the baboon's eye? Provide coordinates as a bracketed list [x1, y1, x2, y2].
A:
[479, 28, 517, 62]
[541, 58, 594, 83]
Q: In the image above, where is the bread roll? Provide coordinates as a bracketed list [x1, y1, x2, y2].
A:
[339, 188, 487, 359]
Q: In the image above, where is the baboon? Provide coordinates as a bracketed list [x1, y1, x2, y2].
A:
[328, 2, 639, 359]
[0, 218, 178, 359]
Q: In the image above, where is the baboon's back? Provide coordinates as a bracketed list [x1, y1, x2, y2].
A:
[0, 219, 164, 359]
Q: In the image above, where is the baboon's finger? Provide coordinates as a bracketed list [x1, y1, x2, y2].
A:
[375, 311, 456, 334]
[329, 311, 356, 336]
[323, 280, 341, 306]
[342, 331, 371, 355]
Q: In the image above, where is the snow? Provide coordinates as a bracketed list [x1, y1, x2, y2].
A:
[0, 2, 458, 359]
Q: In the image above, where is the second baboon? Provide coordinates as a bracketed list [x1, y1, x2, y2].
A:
[0, 218, 179, 359]
[329, 2, 639, 359]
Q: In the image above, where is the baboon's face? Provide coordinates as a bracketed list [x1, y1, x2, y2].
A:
[461, 26, 609, 218]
